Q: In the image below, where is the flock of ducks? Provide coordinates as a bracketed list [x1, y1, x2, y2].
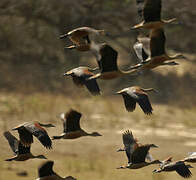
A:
[3, 0, 194, 179]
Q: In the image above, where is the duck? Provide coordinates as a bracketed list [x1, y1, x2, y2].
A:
[117, 130, 160, 169]
[64, 66, 101, 96]
[36, 160, 76, 180]
[153, 160, 193, 178]
[4, 131, 47, 161]
[88, 44, 137, 80]
[12, 121, 54, 149]
[132, 0, 176, 30]
[117, 130, 154, 162]
[52, 109, 102, 140]
[130, 28, 186, 70]
[59, 27, 106, 51]
[116, 86, 157, 115]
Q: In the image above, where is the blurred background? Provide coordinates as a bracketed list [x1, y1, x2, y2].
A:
[0, 0, 196, 179]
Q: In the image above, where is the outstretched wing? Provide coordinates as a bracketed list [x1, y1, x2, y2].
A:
[64, 109, 82, 133]
[99, 44, 118, 72]
[122, 130, 137, 163]
[136, 93, 153, 115]
[80, 72, 101, 96]
[143, 0, 162, 22]
[84, 78, 101, 96]
[4, 131, 19, 154]
[38, 160, 55, 178]
[131, 145, 150, 163]
[24, 122, 52, 149]
[174, 162, 192, 178]
[150, 28, 166, 57]
[122, 94, 137, 112]
[12, 123, 34, 147]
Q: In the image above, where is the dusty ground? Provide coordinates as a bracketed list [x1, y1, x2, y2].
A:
[0, 93, 196, 180]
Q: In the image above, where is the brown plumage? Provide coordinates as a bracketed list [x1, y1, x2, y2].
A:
[3, 131, 47, 161]
[116, 86, 156, 115]
[153, 160, 193, 178]
[88, 44, 137, 80]
[130, 28, 186, 70]
[59, 27, 106, 51]
[36, 160, 76, 180]
[64, 66, 101, 96]
[12, 122, 53, 149]
[117, 130, 159, 169]
[52, 109, 102, 140]
[132, 0, 176, 29]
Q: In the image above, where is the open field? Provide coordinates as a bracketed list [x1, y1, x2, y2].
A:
[0, 93, 196, 180]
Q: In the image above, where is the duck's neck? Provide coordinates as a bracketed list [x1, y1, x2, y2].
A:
[141, 88, 155, 93]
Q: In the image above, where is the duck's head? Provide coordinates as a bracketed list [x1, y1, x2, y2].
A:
[91, 132, 102, 137]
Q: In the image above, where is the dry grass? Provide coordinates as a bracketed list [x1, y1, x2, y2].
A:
[0, 93, 196, 180]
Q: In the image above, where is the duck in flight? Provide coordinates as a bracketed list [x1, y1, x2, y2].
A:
[60, 27, 106, 51]
[132, 0, 177, 29]
[130, 28, 186, 71]
[4, 131, 47, 161]
[88, 44, 137, 80]
[153, 159, 193, 178]
[117, 130, 160, 169]
[52, 109, 102, 140]
[64, 66, 101, 96]
[12, 122, 54, 149]
[116, 86, 157, 115]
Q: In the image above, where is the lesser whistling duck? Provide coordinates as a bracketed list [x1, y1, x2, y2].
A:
[12, 122, 54, 149]
[130, 28, 186, 70]
[4, 131, 47, 161]
[132, 0, 176, 29]
[117, 130, 154, 162]
[153, 160, 193, 178]
[36, 160, 76, 180]
[88, 44, 137, 80]
[64, 66, 101, 96]
[52, 109, 102, 140]
[116, 86, 157, 115]
[117, 130, 160, 169]
[59, 27, 106, 51]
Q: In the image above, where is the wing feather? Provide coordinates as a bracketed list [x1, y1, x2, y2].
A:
[143, 0, 161, 22]
[64, 109, 82, 133]
[24, 123, 52, 149]
[150, 28, 165, 57]
[38, 161, 55, 178]
[3, 131, 19, 154]
[99, 44, 118, 72]
[122, 130, 137, 163]
[122, 94, 136, 112]
[136, 93, 153, 115]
